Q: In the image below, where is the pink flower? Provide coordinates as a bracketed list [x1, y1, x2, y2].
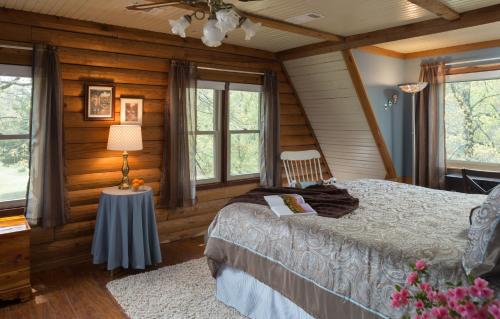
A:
[474, 277, 489, 290]
[415, 312, 431, 319]
[390, 288, 410, 308]
[489, 304, 500, 319]
[414, 300, 425, 309]
[415, 259, 427, 271]
[447, 287, 467, 302]
[447, 299, 458, 310]
[406, 271, 419, 285]
[454, 287, 467, 301]
[481, 287, 494, 299]
[430, 306, 448, 318]
[461, 301, 478, 317]
[470, 285, 481, 297]
[419, 282, 432, 293]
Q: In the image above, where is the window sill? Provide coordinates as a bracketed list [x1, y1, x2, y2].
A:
[196, 177, 260, 190]
[0, 206, 25, 218]
[447, 160, 500, 173]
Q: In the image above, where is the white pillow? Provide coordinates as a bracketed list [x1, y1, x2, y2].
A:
[463, 185, 500, 276]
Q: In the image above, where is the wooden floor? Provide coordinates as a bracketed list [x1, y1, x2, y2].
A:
[0, 237, 206, 319]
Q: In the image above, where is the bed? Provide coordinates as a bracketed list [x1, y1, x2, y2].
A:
[204, 179, 486, 319]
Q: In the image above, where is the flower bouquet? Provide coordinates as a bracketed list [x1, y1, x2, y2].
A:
[391, 260, 500, 319]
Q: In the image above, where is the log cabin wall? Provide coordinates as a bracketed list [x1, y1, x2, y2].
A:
[0, 9, 330, 271]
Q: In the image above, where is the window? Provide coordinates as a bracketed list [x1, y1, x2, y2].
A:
[0, 64, 32, 208]
[445, 70, 500, 171]
[195, 81, 261, 185]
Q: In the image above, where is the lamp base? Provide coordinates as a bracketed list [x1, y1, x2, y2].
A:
[119, 151, 130, 190]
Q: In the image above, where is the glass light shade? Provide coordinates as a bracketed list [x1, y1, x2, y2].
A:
[107, 125, 143, 151]
[202, 18, 226, 47]
[398, 82, 428, 94]
[215, 9, 240, 33]
[240, 18, 261, 41]
[169, 15, 191, 38]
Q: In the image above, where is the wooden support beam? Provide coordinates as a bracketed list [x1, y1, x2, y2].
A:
[406, 0, 460, 21]
[342, 50, 397, 179]
[164, 2, 344, 42]
[278, 4, 500, 61]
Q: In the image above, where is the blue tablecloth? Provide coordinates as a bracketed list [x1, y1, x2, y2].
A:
[91, 186, 162, 270]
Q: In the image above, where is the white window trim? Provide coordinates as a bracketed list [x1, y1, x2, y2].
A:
[195, 88, 222, 184]
[0, 64, 32, 208]
[227, 89, 262, 180]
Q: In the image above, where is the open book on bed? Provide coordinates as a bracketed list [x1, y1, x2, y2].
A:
[264, 194, 317, 218]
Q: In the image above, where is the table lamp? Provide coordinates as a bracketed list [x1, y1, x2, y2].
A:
[398, 82, 428, 185]
[107, 125, 143, 189]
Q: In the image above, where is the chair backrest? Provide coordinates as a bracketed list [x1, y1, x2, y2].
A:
[281, 150, 323, 187]
[462, 168, 500, 194]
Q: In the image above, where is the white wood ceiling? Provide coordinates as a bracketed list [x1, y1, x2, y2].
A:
[377, 21, 500, 53]
[0, 0, 499, 52]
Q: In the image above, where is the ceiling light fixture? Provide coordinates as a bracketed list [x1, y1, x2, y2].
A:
[127, 0, 262, 48]
[202, 15, 227, 47]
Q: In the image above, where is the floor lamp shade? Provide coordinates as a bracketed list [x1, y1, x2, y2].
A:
[107, 125, 143, 189]
[107, 125, 143, 151]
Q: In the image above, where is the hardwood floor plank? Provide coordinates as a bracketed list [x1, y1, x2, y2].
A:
[0, 237, 206, 318]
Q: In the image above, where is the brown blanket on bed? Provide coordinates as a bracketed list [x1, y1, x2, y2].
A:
[226, 185, 359, 218]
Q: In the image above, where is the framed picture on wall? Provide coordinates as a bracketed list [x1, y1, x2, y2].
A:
[84, 83, 115, 121]
[120, 98, 143, 125]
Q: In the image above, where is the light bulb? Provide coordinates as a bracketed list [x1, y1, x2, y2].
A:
[240, 18, 261, 41]
[202, 18, 226, 47]
[169, 15, 191, 38]
[215, 9, 240, 33]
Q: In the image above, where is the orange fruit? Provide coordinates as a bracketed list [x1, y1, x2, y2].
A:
[139, 179, 145, 185]
[132, 178, 140, 184]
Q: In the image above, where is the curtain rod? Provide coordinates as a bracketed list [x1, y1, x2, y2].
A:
[446, 57, 500, 67]
[196, 66, 264, 76]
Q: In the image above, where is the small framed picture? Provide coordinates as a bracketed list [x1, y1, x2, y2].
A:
[84, 83, 115, 121]
[120, 98, 143, 125]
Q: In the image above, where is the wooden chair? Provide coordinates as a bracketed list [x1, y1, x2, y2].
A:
[280, 150, 335, 187]
[462, 168, 500, 194]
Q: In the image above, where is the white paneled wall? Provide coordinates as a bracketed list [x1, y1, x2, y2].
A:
[284, 52, 386, 181]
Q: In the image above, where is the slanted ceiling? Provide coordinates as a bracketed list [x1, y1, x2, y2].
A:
[0, 0, 499, 52]
[284, 52, 388, 181]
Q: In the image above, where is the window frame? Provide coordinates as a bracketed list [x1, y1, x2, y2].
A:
[0, 64, 32, 209]
[195, 80, 262, 188]
[194, 85, 223, 185]
[444, 69, 500, 172]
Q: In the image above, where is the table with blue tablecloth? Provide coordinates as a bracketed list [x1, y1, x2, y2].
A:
[91, 186, 162, 270]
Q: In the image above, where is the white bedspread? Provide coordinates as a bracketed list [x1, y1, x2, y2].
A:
[207, 180, 485, 318]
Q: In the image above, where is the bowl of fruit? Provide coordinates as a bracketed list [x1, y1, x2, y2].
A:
[132, 178, 145, 191]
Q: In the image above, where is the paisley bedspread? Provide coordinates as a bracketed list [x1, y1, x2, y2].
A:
[206, 179, 486, 318]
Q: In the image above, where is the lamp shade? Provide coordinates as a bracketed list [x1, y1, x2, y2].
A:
[107, 125, 143, 151]
[398, 82, 428, 94]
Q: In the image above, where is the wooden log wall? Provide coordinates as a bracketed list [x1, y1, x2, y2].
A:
[0, 8, 330, 271]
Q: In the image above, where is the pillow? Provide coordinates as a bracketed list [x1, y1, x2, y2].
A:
[463, 184, 500, 277]
[292, 180, 323, 189]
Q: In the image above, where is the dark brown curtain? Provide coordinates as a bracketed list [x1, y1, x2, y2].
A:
[260, 70, 281, 187]
[160, 60, 197, 208]
[26, 44, 69, 228]
[416, 62, 446, 188]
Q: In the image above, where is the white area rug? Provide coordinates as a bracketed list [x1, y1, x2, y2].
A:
[106, 257, 245, 319]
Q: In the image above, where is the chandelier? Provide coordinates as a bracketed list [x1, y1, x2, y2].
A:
[128, 0, 262, 48]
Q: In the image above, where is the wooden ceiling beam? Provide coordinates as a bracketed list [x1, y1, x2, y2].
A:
[278, 3, 500, 61]
[406, 0, 460, 21]
[147, 0, 344, 42]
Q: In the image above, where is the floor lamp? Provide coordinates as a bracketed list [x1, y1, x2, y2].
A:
[398, 82, 428, 185]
